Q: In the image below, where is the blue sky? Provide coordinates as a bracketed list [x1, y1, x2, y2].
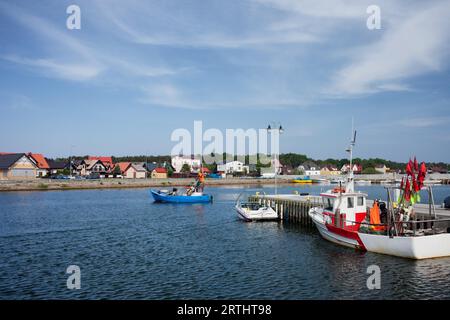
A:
[1, 0, 449, 162]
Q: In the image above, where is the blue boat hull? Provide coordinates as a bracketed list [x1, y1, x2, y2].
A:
[150, 190, 212, 203]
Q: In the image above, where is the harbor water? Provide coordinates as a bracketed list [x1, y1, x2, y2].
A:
[1, 185, 450, 300]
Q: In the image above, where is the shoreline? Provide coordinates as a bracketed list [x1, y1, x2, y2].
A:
[1, 173, 448, 192]
[0, 178, 294, 192]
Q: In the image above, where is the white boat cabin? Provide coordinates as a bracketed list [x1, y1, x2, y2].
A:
[320, 189, 368, 231]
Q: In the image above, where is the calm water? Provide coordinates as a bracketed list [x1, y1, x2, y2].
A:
[1, 184, 450, 300]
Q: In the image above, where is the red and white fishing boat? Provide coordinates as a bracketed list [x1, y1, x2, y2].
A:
[309, 131, 450, 260]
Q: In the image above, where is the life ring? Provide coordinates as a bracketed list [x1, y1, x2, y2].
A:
[332, 187, 345, 193]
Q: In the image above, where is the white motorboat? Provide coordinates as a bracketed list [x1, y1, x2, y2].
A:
[235, 193, 279, 222]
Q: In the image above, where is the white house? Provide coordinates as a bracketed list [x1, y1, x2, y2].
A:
[299, 161, 321, 176]
[217, 161, 249, 174]
[171, 156, 202, 173]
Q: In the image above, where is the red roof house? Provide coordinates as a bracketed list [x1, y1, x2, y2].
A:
[88, 156, 114, 169]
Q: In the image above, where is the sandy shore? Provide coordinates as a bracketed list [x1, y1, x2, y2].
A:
[0, 178, 293, 192]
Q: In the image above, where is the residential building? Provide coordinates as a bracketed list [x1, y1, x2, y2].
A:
[320, 165, 341, 176]
[76, 159, 107, 176]
[299, 161, 321, 176]
[28, 153, 50, 177]
[217, 161, 249, 174]
[171, 155, 202, 173]
[151, 167, 168, 179]
[88, 156, 114, 171]
[341, 164, 363, 174]
[115, 162, 147, 179]
[375, 164, 390, 174]
[0, 153, 38, 180]
[47, 159, 69, 176]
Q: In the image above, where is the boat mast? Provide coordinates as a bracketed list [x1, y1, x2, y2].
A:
[346, 121, 357, 193]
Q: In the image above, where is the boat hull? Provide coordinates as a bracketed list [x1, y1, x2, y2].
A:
[150, 190, 212, 203]
[358, 232, 450, 260]
[309, 210, 364, 250]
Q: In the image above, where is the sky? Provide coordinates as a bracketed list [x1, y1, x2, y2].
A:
[0, 0, 449, 162]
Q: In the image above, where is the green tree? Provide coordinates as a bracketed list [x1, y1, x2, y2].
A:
[113, 165, 121, 176]
[181, 164, 191, 173]
[362, 167, 378, 174]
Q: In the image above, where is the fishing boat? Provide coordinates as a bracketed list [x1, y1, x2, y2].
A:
[292, 176, 313, 184]
[235, 193, 279, 222]
[150, 189, 212, 203]
[309, 131, 450, 259]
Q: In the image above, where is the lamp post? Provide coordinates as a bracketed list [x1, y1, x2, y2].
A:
[69, 145, 75, 177]
[267, 123, 284, 195]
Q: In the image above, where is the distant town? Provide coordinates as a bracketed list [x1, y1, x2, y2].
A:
[0, 152, 449, 181]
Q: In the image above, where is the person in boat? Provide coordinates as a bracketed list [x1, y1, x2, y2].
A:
[195, 170, 206, 192]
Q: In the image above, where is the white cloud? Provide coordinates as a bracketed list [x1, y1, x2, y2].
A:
[4, 55, 102, 81]
[397, 117, 450, 128]
[0, 2, 182, 82]
[329, 1, 450, 95]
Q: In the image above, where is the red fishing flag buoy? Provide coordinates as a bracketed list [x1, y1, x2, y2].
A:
[406, 160, 413, 176]
[404, 179, 411, 202]
[414, 157, 419, 172]
[412, 176, 420, 192]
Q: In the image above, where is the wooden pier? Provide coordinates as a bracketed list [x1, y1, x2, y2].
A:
[249, 193, 450, 227]
[249, 194, 322, 228]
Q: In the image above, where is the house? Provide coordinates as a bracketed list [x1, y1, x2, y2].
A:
[47, 159, 70, 176]
[115, 162, 147, 179]
[299, 161, 321, 176]
[171, 155, 202, 173]
[375, 164, 390, 174]
[320, 165, 341, 176]
[145, 162, 159, 173]
[88, 156, 114, 171]
[341, 164, 363, 174]
[217, 161, 250, 174]
[431, 166, 448, 174]
[0, 153, 38, 180]
[28, 153, 50, 177]
[151, 167, 168, 179]
[76, 159, 107, 176]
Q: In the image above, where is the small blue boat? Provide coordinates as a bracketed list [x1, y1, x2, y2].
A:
[150, 189, 213, 203]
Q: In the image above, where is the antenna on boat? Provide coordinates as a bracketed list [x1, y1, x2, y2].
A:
[346, 119, 357, 193]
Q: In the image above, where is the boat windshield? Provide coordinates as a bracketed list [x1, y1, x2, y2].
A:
[323, 197, 335, 211]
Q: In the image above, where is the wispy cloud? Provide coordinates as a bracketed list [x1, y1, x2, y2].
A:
[3, 55, 102, 81]
[0, 93, 37, 111]
[396, 117, 450, 128]
[329, 1, 450, 95]
[0, 1, 183, 82]
[96, 0, 318, 48]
